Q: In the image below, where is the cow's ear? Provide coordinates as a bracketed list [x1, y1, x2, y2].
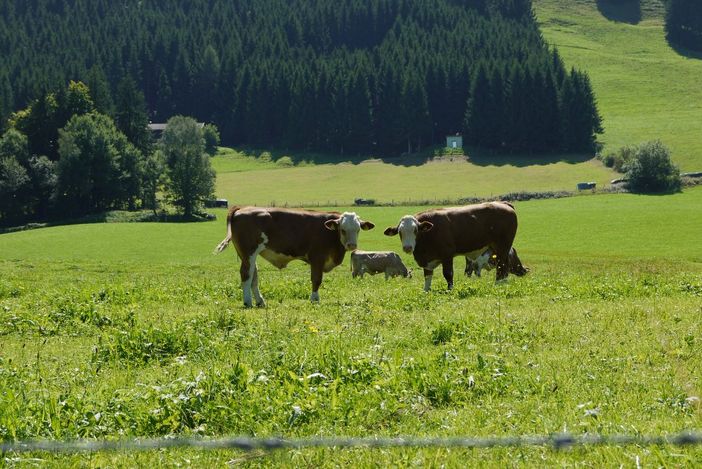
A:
[324, 219, 339, 231]
[418, 221, 434, 232]
[384, 227, 398, 236]
[360, 221, 375, 231]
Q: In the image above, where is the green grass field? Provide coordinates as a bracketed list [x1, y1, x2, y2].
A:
[534, 0, 702, 171]
[212, 149, 616, 206]
[1, 187, 701, 466]
[2, 1, 701, 465]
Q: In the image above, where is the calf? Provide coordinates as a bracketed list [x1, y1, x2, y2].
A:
[350, 250, 411, 280]
[465, 247, 529, 277]
[384, 202, 519, 291]
[215, 206, 374, 306]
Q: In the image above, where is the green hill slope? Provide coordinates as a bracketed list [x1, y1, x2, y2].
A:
[534, 0, 702, 170]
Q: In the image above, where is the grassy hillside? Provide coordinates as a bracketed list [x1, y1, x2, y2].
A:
[1, 189, 701, 466]
[534, 0, 702, 171]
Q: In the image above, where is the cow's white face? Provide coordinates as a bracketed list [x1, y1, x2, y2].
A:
[325, 212, 374, 251]
[384, 215, 433, 254]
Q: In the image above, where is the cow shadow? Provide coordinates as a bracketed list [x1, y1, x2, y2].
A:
[596, 0, 641, 25]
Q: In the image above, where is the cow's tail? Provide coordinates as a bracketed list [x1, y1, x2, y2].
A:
[213, 206, 240, 254]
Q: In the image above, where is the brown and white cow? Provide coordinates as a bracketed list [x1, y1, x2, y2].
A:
[215, 206, 374, 306]
[384, 202, 519, 291]
[464, 247, 529, 277]
[350, 250, 412, 280]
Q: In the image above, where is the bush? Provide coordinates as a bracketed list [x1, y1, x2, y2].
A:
[202, 124, 220, 156]
[601, 144, 636, 172]
[276, 156, 294, 167]
[625, 140, 681, 193]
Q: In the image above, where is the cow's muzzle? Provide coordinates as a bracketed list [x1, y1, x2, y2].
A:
[403, 246, 413, 253]
[346, 243, 357, 251]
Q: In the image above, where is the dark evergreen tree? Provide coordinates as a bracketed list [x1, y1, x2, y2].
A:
[115, 76, 152, 155]
[465, 65, 493, 148]
[0, 0, 601, 156]
[0, 73, 13, 130]
[85, 66, 115, 116]
[667, 0, 702, 51]
[560, 69, 603, 152]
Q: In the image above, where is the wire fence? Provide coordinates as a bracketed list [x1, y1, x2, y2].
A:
[2, 432, 702, 454]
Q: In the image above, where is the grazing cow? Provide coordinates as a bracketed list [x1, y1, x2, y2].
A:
[350, 250, 412, 280]
[215, 206, 374, 306]
[465, 247, 529, 277]
[384, 202, 519, 291]
[464, 249, 494, 278]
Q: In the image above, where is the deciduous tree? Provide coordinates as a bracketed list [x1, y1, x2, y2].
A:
[160, 116, 215, 218]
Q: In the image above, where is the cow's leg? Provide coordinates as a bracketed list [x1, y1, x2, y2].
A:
[464, 257, 473, 277]
[494, 249, 509, 282]
[442, 258, 454, 290]
[423, 268, 434, 292]
[310, 263, 323, 303]
[239, 256, 254, 307]
[238, 235, 267, 307]
[509, 248, 529, 276]
[251, 266, 265, 307]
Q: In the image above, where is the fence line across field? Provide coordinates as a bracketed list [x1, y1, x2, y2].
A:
[3, 432, 702, 454]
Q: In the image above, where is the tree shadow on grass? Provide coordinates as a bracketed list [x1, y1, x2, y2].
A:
[464, 147, 595, 168]
[0, 211, 215, 234]
[240, 146, 429, 168]
[238, 145, 597, 169]
[596, 0, 641, 25]
[667, 40, 702, 61]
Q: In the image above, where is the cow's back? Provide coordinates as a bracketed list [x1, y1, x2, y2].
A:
[231, 207, 341, 259]
[414, 202, 517, 261]
[352, 250, 397, 272]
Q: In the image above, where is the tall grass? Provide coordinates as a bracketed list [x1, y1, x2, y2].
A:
[1, 188, 701, 466]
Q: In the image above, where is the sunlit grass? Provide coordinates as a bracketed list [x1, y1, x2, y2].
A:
[534, 0, 702, 170]
[1, 188, 701, 466]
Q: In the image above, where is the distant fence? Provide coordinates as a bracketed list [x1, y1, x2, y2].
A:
[270, 187, 632, 208]
[2, 432, 702, 454]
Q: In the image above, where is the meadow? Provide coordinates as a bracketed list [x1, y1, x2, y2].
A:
[2, 1, 701, 465]
[534, 0, 702, 171]
[211, 149, 615, 207]
[1, 187, 701, 466]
